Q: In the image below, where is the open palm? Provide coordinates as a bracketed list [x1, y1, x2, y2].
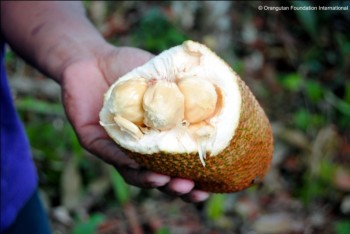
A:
[60, 45, 209, 202]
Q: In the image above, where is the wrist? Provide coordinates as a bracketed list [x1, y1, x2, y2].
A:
[1, 1, 108, 83]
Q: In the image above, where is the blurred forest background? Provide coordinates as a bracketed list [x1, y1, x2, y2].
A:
[5, 1, 350, 234]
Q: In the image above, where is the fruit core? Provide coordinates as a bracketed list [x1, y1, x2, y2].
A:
[107, 76, 223, 166]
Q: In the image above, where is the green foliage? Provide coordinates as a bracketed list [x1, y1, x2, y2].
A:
[156, 227, 171, 234]
[305, 80, 324, 103]
[336, 33, 350, 61]
[293, 109, 309, 131]
[16, 97, 83, 200]
[279, 73, 303, 92]
[71, 213, 106, 234]
[299, 179, 324, 205]
[329, 90, 350, 117]
[297, 159, 336, 205]
[340, 40, 350, 55]
[206, 194, 226, 221]
[132, 8, 188, 53]
[318, 160, 337, 184]
[17, 97, 83, 157]
[5, 50, 15, 64]
[278, 72, 349, 131]
[335, 220, 350, 234]
[82, 0, 91, 9]
[109, 166, 130, 205]
[232, 60, 244, 76]
[291, 1, 317, 38]
[16, 97, 64, 116]
[25, 119, 82, 158]
[344, 82, 350, 105]
[293, 108, 326, 132]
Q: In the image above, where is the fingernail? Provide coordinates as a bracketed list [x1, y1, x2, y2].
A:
[171, 179, 195, 194]
[127, 163, 141, 169]
[149, 173, 170, 187]
[192, 191, 210, 202]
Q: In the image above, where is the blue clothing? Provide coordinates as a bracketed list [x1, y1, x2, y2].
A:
[1, 41, 38, 231]
[4, 191, 51, 234]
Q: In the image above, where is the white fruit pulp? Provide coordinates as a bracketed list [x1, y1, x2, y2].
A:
[100, 41, 241, 158]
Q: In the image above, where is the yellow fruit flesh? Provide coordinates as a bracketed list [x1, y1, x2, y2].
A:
[177, 77, 217, 124]
[143, 80, 184, 130]
[110, 78, 147, 125]
[111, 77, 219, 139]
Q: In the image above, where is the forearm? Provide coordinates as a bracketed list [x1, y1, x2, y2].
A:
[0, 1, 106, 82]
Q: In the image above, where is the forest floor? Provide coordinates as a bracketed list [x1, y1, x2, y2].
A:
[6, 1, 350, 234]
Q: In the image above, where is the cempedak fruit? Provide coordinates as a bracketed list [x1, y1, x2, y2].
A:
[100, 41, 273, 193]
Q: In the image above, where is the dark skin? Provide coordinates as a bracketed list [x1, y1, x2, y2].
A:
[1, 1, 210, 202]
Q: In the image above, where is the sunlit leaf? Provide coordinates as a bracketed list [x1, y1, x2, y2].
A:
[156, 227, 171, 234]
[293, 108, 310, 131]
[279, 73, 303, 92]
[305, 80, 324, 103]
[206, 194, 226, 221]
[71, 214, 105, 234]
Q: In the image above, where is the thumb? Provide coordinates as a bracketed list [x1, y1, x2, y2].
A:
[99, 46, 154, 84]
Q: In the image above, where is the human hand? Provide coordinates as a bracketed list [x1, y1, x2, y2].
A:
[61, 44, 210, 202]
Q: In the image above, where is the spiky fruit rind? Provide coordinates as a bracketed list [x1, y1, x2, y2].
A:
[124, 77, 273, 193]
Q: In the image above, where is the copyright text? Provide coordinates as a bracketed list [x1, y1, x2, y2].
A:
[258, 5, 349, 11]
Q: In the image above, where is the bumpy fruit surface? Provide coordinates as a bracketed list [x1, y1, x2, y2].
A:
[100, 41, 273, 193]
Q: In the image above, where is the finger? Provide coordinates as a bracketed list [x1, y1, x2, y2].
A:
[79, 125, 172, 189]
[75, 126, 137, 170]
[116, 167, 170, 189]
[158, 178, 195, 196]
[181, 190, 210, 203]
[95, 140, 136, 167]
[99, 46, 154, 84]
